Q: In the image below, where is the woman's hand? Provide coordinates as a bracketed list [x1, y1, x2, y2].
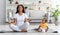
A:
[13, 18, 17, 25]
[28, 19, 31, 22]
[24, 18, 28, 23]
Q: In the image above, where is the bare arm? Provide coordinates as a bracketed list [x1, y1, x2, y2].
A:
[38, 25, 42, 32]
[38, 23, 42, 31]
[45, 26, 49, 32]
[13, 18, 17, 25]
[38, 23, 41, 30]
[38, 25, 41, 30]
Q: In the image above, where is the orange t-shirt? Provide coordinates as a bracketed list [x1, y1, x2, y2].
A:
[40, 23, 48, 28]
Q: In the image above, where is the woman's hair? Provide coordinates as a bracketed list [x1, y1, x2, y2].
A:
[16, 4, 25, 13]
[42, 18, 47, 22]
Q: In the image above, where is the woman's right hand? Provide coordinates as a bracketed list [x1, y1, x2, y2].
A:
[13, 23, 16, 25]
[13, 18, 17, 25]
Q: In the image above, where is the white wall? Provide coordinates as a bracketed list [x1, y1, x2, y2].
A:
[6, 0, 47, 22]
[0, 0, 60, 24]
[0, 0, 6, 24]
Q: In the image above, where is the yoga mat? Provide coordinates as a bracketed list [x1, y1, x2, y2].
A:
[0, 29, 58, 33]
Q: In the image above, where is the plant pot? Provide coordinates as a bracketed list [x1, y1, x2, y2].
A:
[52, 17, 58, 26]
[10, 1, 12, 4]
[39, 1, 41, 3]
[9, 0, 13, 4]
[25, 6, 28, 9]
[54, 19, 58, 26]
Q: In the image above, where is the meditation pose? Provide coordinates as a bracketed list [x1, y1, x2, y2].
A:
[9, 4, 29, 32]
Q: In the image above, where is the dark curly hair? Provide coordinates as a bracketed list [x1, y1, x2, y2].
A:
[16, 4, 25, 13]
[42, 18, 47, 22]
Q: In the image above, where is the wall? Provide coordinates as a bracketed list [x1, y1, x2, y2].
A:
[0, 0, 60, 25]
[6, 0, 48, 22]
[0, 0, 6, 24]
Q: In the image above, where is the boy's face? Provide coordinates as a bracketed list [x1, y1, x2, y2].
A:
[42, 19, 45, 23]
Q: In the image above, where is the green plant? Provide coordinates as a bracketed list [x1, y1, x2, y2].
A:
[51, 7, 60, 25]
[9, 0, 13, 4]
[9, 0, 12, 1]
[25, 6, 28, 9]
[52, 9, 60, 21]
[39, 1, 41, 3]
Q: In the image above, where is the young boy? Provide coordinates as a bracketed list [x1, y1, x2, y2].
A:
[38, 18, 48, 32]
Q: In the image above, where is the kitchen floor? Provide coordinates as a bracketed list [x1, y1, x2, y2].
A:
[0, 23, 60, 35]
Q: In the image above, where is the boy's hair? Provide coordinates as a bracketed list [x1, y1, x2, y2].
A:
[42, 18, 47, 22]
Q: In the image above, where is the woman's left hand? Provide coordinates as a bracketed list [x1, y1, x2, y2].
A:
[24, 18, 28, 23]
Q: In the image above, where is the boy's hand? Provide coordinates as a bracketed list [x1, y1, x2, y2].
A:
[45, 26, 48, 32]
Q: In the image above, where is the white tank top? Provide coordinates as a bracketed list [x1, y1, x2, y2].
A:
[14, 13, 28, 27]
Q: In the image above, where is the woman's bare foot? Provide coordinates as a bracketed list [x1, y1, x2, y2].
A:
[21, 29, 27, 32]
[13, 30, 18, 32]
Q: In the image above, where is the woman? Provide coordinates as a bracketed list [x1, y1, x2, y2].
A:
[9, 4, 30, 32]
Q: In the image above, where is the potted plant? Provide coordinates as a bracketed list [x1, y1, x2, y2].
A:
[38, 1, 41, 3]
[52, 8, 60, 26]
[9, 0, 13, 4]
[25, 6, 28, 9]
[15, 1, 19, 4]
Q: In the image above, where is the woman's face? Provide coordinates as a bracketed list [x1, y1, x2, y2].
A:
[18, 6, 23, 13]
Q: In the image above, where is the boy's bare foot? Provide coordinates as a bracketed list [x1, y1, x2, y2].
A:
[38, 29, 42, 32]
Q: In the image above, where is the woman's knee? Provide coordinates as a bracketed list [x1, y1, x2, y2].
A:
[9, 24, 16, 29]
[22, 22, 30, 29]
[9, 24, 20, 31]
[9, 24, 14, 27]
